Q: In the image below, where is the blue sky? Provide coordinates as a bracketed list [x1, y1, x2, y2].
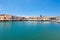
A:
[0, 0, 60, 16]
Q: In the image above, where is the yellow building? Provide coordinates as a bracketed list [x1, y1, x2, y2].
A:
[0, 16, 5, 20]
[0, 14, 12, 21]
[38, 16, 51, 21]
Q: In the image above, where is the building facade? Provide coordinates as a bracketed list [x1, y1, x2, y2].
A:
[0, 14, 12, 21]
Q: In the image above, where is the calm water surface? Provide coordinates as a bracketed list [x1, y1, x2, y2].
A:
[0, 21, 60, 40]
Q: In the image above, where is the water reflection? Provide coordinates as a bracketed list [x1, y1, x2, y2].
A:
[0, 22, 12, 31]
[27, 21, 51, 24]
[0, 21, 60, 40]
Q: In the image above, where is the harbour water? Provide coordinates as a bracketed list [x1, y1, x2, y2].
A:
[0, 21, 60, 40]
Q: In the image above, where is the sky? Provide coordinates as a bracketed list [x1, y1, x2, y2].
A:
[0, 0, 60, 16]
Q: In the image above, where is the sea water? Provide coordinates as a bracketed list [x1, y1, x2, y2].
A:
[0, 21, 60, 40]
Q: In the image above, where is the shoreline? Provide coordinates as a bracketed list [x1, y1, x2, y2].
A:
[0, 20, 60, 23]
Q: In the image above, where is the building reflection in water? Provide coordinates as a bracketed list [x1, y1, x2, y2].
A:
[25, 21, 40, 30]
[0, 22, 12, 31]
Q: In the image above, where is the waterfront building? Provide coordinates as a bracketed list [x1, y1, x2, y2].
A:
[49, 16, 57, 22]
[0, 16, 5, 20]
[0, 14, 60, 23]
[12, 16, 20, 21]
[19, 17, 27, 21]
[27, 16, 38, 21]
[56, 16, 60, 23]
[0, 14, 12, 21]
[38, 16, 51, 21]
